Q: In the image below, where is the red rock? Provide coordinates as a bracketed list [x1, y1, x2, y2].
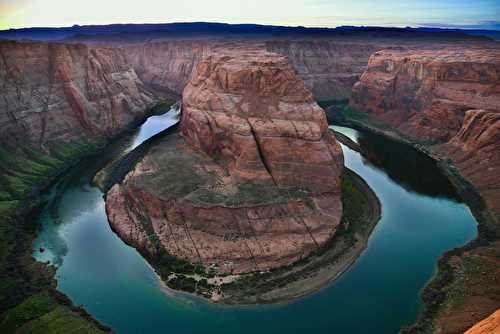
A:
[444, 110, 500, 212]
[350, 48, 500, 214]
[106, 47, 344, 275]
[181, 47, 343, 193]
[266, 40, 378, 100]
[350, 48, 500, 142]
[464, 309, 500, 334]
[0, 40, 158, 148]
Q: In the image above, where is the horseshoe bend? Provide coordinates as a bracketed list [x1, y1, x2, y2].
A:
[105, 47, 377, 303]
[0, 21, 499, 334]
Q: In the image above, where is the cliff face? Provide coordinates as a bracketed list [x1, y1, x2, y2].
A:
[119, 39, 377, 101]
[350, 48, 500, 142]
[266, 40, 377, 101]
[0, 40, 158, 149]
[122, 41, 214, 95]
[349, 48, 500, 215]
[181, 47, 343, 192]
[106, 47, 343, 276]
[444, 109, 500, 212]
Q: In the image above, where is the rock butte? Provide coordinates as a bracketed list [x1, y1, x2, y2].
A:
[350, 48, 500, 213]
[106, 47, 344, 275]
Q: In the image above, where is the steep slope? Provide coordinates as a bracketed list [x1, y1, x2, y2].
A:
[0, 40, 159, 148]
[444, 110, 500, 212]
[121, 39, 376, 101]
[349, 48, 500, 212]
[350, 48, 500, 142]
[265, 40, 377, 100]
[464, 309, 500, 334]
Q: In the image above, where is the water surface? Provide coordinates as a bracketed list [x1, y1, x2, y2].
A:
[32, 119, 477, 334]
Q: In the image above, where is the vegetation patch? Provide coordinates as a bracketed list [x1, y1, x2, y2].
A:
[0, 100, 174, 332]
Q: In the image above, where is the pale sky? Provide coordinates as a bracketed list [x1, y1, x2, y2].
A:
[1, 0, 499, 30]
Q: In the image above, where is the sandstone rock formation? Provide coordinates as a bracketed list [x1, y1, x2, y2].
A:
[350, 48, 500, 142]
[464, 309, 500, 334]
[350, 48, 500, 213]
[444, 109, 500, 212]
[121, 39, 378, 101]
[106, 47, 344, 276]
[0, 40, 159, 148]
[122, 41, 214, 95]
[350, 49, 500, 332]
[266, 40, 377, 101]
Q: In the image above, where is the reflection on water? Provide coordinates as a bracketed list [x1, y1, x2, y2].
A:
[31, 117, 477, 334]
[33, 107, 180, 266]
[358, 133, 460, 200]
[331, 125, 460, 201]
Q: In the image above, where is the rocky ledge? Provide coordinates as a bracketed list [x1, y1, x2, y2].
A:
[350, 48, 500, 142]
[105, 47, 350, 301]
[349, 48, 500, 214]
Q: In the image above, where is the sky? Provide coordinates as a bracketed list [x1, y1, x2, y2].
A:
[1, 0, 499, 31]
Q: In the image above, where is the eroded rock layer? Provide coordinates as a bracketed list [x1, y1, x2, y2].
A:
[265, 40, 378, 101]
[350, 48, 500, 214]
[122, 41, 214, 95]
[0, 40, 158, 148]
[106, 47, 343, 275]
[444, 109, 500, 212]
[350, 48, 500, 142]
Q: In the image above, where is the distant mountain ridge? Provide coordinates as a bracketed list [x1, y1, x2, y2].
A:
[1, 22, 499, 41]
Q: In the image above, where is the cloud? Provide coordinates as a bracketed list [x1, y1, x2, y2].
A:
[417, 20, 500, 30]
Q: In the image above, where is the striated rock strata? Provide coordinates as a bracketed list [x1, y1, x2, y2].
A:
[350, 48, 500, 213]
[0, 40, 159, 148]
[350, 47, 500, 334]
[444, 109, 500, 213]
[106, 47, 344, 277]
[350, 48, 500, 142]
[122, 41, 214, 95]
[266, 40, 377, 101]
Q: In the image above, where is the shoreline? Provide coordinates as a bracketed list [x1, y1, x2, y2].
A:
[137, 167, 382, 306]
[219, 168, 381, 305]
[0, 101, 175, 332]
[330, 111, 498, 334]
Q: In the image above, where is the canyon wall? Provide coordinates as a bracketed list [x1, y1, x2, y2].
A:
[0, 40, 159, 149]
[350, 48, 500, 214]
[350, 48, 500, 142]
[265, 40, 378, 101]
[444, 109, 500, 212]
[119, 39, 378, 101]
[122, 41, 214, 95]
[106, 47, 344, 276]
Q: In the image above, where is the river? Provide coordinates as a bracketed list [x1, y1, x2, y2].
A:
[31, 111, 477, 334]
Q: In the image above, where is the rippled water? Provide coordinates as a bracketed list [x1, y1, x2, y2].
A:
[31, 117, 477, 334]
